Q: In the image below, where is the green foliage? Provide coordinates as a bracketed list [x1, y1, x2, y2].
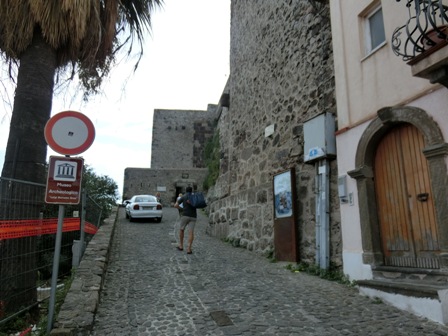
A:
[0, 273, 74, 336]
[37, 234, 74, 281]
[223, 238, 278, 263]
[77, 55, 113, 100]
[34, 273, 75, 336]
[0, 314, 31, 336]
[222, 237, 241, 248]
[371, 297, 383, 304]
[203, 130, 220, 190]
[42, 165, 118, 220]
[286, 262, 356, 286]
[82, 165, 119, 220]
[265, 249, 276, 263]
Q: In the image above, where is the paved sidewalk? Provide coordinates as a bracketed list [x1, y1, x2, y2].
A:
[90, 207, 448, 336]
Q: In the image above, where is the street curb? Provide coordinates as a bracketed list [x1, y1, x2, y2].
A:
[49, 207, 118, 336]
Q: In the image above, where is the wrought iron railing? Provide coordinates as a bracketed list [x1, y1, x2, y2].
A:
[392, 0, 448, 61]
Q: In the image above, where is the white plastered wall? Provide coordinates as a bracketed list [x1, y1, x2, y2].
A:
[331, 0, 448, 281]
[337, 86, 448, 281]
[336, 122, 373, 280]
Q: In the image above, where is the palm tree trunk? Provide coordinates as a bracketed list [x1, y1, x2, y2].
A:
[0, 29, 57, 319]
[1, 28, 56, 181]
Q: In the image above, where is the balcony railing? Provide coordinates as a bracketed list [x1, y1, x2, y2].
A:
[392, 0, 448, 62]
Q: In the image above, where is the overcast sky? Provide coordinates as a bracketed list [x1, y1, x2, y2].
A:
[0, 0, 230, 200]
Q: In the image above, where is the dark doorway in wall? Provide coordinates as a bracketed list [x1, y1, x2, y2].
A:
[175, 187, 183, 204]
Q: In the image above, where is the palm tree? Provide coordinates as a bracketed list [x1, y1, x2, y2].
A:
[0, 0, 162, 319]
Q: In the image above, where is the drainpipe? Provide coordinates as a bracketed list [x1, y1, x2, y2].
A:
[316, 159, 330, 269]
[315, 162, 320, 265]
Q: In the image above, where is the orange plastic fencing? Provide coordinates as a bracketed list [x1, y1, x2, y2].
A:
[0, 218, 98, 240]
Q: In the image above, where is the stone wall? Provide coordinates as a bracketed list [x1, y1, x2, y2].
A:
[123, 168, 208, 205]
[151, 106, 217, 169]
[50, 208, 117, 335]
[207, 1, 341, 266]
[122, 105, 216, 202]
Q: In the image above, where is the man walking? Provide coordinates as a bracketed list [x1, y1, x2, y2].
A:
[174, 187, 196, 254]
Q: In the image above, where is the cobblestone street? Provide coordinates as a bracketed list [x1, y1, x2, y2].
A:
[90, 208, 448, 335]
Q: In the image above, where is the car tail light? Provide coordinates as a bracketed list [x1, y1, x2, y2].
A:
[133, 204, 140, 210]
[157, 204, 162, 210]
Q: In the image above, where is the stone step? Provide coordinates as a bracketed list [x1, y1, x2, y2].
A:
[372, 265, 448, 283]
[357, 279, 448, 299]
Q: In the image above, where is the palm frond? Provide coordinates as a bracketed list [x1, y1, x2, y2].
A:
[0, 0, 35, 58]
[0, 0, 164, 95]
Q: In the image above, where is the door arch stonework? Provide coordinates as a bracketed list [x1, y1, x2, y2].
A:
[348, 106, 448, 269]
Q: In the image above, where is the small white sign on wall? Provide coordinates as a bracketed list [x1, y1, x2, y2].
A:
[305, 147, 325, 162]
[157, 186, 166, 192]
[265, 124, 275, 138]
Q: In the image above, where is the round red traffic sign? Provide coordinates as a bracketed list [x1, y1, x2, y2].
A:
[44, 111, 95, 155]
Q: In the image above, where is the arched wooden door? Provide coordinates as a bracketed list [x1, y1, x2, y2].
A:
[374, 123, 440, 268]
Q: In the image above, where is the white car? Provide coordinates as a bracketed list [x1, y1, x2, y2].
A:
[125, 195, 163, 222]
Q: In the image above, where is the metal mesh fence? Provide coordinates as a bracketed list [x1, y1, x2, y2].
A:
[0, 177, 103, 327]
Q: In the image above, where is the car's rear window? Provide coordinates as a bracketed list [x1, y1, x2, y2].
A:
[134, 196, 156, 202]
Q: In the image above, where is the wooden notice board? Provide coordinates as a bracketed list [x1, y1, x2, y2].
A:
[273, 167, 299, 262]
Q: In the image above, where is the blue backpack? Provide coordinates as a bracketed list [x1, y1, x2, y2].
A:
[188, 192, 207, 209]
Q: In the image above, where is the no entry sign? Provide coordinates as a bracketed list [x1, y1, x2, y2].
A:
[45, 156, 84, 204]
[44, 111, 95, 155]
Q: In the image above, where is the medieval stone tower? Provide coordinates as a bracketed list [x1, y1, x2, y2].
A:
[122, 105, 216, 204]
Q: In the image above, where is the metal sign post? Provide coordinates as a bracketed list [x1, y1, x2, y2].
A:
[44, 111, 94, 333]
[46, 205, 65, 335]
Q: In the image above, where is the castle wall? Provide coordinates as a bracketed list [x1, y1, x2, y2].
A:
[123, 167, 208, 205]
[207, 1, 342, 265]
[151, 107, 216, 169]
[122, 105, 216, 203]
